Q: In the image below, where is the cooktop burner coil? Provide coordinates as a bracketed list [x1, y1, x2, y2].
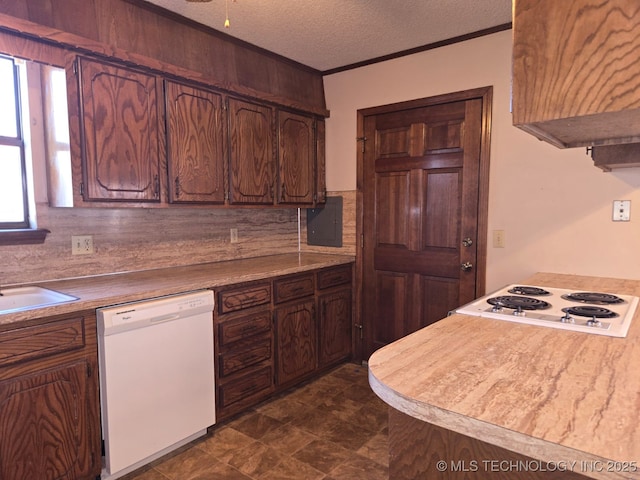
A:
[508, 286, 551, 296]
[561, 306, 619, 319]
[561, 292, 624, 305]
[487, 295, 551, 311]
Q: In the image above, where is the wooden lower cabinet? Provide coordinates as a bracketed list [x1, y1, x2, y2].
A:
[389, 408, 590, 480]
[0, 313, 101, 480]
[275, 300, 317, 386]
[215, 304, 275, 421]
[214, 263, 353, 421]
[318, 289, 352, 368]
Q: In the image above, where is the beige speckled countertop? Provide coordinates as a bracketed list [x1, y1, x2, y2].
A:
[0, 253, 354, 329]
[368, 273, 640, 480]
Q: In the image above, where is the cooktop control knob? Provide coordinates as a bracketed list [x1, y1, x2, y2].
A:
[513, 306, 526, 317]
[560, 314, 575, 324]
[586, 318, 602, 328]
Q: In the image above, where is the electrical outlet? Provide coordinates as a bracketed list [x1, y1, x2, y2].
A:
[493, 230, 505, 248]
[230, 228, 239, 244]
[71, 235, 94, 255]
[613, 200, 631, 222]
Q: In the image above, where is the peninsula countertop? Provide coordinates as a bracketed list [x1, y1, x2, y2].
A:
[0, 253, 354, 329]
[368, 272, 640, 480]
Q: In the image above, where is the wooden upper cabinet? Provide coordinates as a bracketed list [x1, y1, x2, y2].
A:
[165, 80, 226, 204]
[512, 0, 640, 148]
[228, 97, 275, 205]
[77, 57, 161, 202]
[277, 111, 315, 205]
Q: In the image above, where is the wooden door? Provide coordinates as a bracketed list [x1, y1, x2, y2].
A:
[228, 97, 275, 204]
[277, 110, 315, 205]
[78, 57, 160, 202]
[165, 80, 226, 204]
[275, 300, 317, 386]
[359, 89, 491, 359]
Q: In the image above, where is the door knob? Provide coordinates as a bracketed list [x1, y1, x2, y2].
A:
[462, 237, 473, 247]
[461, 262, 473, 271]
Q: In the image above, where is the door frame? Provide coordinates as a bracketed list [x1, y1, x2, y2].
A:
[354, 86, 493, 363]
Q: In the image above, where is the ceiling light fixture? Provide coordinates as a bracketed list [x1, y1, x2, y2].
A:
[185, 0, 235, 29]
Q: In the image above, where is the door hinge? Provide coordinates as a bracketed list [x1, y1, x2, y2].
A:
[360, 233, 364, 248]
[356, 136, 367, 153]
[354, 323, 363, 340]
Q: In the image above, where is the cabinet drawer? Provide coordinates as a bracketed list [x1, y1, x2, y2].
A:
[0, 317, 85, 367]
[218, 283, 272, 314]
[218, 365, 273, 408]
[218, 310, 272, 347]
[218, 336, 272, 377]
[274, 274, 314, 304]
[317, 265, 352, 290]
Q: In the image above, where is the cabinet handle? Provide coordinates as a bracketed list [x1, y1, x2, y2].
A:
[174, 177, 180, 198]
[154, 175, 160, 198]
[281, 183, 286, 202]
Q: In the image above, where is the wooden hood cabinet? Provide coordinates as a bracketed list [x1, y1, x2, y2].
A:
[512, 0, 640, 170]
[0, 0, 327, 208]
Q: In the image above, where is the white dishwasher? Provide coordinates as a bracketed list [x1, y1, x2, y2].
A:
[97, 290, 215, 480]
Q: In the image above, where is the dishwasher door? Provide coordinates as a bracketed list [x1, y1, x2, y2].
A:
[97, 290, 215, 480]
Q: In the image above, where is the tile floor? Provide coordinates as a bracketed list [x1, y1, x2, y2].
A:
[122, 363, 389, 480]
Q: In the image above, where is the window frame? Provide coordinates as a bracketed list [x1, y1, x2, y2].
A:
[0, 55, 30, 229]
[0, 55, 49, 245]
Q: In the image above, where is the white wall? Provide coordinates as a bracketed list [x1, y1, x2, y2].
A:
[323, 30, 640, 291]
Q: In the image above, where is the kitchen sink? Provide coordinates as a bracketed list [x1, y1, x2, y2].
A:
[0, 286, 78, 314]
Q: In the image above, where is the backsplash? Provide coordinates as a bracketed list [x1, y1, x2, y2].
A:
[1, 191, 357, 286]
[2, 205, 299, 285]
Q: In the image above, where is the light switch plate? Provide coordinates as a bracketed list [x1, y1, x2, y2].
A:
[613, 200, 631, 222]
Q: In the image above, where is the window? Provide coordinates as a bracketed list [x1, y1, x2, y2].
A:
[0, 55, 29, 229]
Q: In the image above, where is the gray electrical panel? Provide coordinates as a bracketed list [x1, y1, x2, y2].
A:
[306, 196, 343, 247]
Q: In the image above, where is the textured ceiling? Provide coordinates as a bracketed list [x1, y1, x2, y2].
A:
[142, 0, 512, 72]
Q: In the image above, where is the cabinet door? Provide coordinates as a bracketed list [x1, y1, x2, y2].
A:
[318, 289, 352, 368]
[165, 80, 226, 204]
[78, 57, 161, 202]
[0, 360, 97, 480]
[275, 300, 317, 385]
[228, 97, 275, 204]
[277, 110, 315, 205]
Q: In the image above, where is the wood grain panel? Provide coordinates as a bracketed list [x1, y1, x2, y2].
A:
[0, 0, 327, 115]
[512, 0, 640, 146]
[78, 57, 161, 201]
[278, 111, 314, 205]
[0, 317, 85, 367]
[275, 300, 316, 385]
[318, 289, 352, 367]
[424, 170, 461, 249]
[228, 97, 275, 205]
[372, 272, 409, 350]
[0, 360, 94, 480]
[421, 276, 459, 328]
[274, 274, 315, 304]
[218, 283, 272, 314]
[218, 310, 272, 347]
[375, 171, 410, 248]
[218, 335, 272, 377]
[165, 80, 226, 204]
